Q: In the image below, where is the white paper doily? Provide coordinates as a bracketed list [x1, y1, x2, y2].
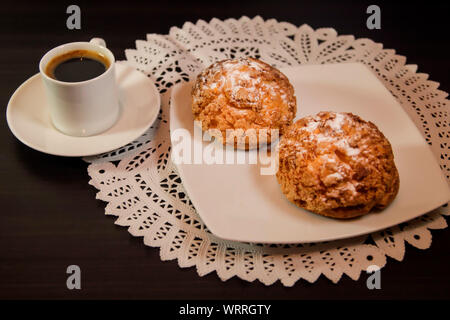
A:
[84, 16, 449, 286]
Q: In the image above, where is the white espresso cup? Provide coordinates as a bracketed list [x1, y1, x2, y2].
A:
[39, 38, 119, 137]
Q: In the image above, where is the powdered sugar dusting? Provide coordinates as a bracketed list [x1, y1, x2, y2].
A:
[335, 139, 360, 156]
[327, 112, 345, 132]
[316, 134, 334, 143]
[304, 120, 319, 133]
[198, 58, 292, 108]
[323, 172, 343, 186]
[320, 154, 336, 163]
[299, 113, 361, 157]
[288, 112, 368, 198]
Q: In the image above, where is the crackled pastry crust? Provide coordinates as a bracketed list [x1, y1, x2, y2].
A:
[276, 112, 400, 219]
[191, 58, 297, 149]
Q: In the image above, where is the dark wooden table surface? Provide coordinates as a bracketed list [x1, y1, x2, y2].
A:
[1, 0, 449, 300]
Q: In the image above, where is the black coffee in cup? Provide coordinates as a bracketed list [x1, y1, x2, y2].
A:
[45, 50, 110, 82]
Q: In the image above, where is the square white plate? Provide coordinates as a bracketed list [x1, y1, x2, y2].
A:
[170, 62, 450, 243]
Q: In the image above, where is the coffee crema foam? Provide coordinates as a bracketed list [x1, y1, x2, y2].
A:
[45, 49, 110, 82]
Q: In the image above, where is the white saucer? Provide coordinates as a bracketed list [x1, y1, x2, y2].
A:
[6, 61, 160, 157]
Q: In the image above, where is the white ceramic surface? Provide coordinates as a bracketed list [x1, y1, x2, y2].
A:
[170, 62, 450, 243]
[39, 38, 119, 136]
[6, 61, 160, 157]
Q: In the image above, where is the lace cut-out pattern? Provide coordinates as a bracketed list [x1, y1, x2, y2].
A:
[85, 17, 449, 286]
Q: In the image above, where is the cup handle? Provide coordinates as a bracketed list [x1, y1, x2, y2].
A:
[89, 37, 107, 48]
